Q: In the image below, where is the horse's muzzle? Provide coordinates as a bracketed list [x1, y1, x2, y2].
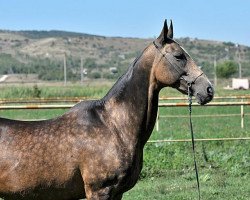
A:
[192, 76, 214, 105]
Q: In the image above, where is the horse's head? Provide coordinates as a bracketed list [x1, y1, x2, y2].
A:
[152, 20, 214, 105]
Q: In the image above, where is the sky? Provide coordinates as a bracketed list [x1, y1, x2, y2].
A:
[0, 0, 250, 46]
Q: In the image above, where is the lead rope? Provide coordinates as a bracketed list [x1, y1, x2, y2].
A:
[187, 83, 201, 200]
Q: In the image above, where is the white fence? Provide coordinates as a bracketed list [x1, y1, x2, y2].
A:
[0, 96, 249, 143]
[156, 101, 250, 130]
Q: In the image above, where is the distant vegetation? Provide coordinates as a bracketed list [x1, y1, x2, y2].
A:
[216, 61, 238, 78]
[18, 30, 100, 39]
[0, 30, 249, 82]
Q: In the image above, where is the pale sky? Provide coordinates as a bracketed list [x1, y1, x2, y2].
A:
[0, 0, 249, 46]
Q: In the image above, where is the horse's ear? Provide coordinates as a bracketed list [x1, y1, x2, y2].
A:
[167, 20, 173, 39]
[157, 19, 168, 45]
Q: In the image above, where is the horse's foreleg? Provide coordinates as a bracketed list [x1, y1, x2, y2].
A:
[84, 184, 113, 200]
[113, 193, 123, 200]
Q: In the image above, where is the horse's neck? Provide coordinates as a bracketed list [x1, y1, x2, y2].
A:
[103, 48, 159, 146]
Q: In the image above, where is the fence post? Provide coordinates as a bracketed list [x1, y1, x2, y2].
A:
[241, 99, 244, 128]
[156, 107, 159, 131]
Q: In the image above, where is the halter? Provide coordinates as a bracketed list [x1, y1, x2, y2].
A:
[153, 40, 203, 88]
[153, 40, 201, 200]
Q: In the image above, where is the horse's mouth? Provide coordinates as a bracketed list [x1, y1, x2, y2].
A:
[195, 92, 213, 105]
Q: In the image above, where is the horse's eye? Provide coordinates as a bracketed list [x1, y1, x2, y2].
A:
[174, 53, 185, 61]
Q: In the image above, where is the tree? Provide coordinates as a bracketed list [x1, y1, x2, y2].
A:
[84, 58, 97, 69]
[216, 61, 237, 78]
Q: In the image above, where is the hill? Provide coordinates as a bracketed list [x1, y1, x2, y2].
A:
[0, 30, 249, 81]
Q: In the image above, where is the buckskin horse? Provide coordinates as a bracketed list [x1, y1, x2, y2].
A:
[0, 20, 214, 200]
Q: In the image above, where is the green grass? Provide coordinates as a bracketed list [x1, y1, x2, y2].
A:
[0, 84, 249, 99]
[0, 84, 249, 199]
[0, 83, 112, 99]
[124, 170, 250, 200]
[0, 109, 66, 120]
[155, 105, 250, 140]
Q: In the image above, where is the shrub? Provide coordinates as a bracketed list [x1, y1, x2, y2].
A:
[89, 71, 101, 79]
[216, 61, 237, 78]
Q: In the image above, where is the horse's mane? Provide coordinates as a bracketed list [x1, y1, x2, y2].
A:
[102, 45, 150, 103]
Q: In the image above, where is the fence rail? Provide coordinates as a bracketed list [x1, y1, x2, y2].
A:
[156, 102, 249, 130]
[147, 137, 250, 143]
[0, 97, 86, 104]
[0, 101, 249, 109]
[1, 95, 250, 104]
[0, 104, 74, 109]
[0, 97, 249, 143]
[159, 95, 250, 101]
[158, 101, 250, 107]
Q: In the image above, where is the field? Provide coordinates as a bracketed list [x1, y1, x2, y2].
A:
[0, 84, 249, 199]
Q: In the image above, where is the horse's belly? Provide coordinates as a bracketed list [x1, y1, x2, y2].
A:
[0, 158, 76, 192]
[0, 187, 85, 200]
[0, 169, 86, 200]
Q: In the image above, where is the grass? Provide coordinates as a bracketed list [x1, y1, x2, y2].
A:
[155, 105, 250, 140]
[0, 109, 66, 120]
[0, 84, 249, 199]
[0, 83, 112, 99]
[123, 169, 250, 200]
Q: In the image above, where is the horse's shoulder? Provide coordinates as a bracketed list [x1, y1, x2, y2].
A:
[67, 99, 107, 127]
[70, 99, 103, 111]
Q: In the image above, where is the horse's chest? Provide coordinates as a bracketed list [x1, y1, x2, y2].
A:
[118, 148, 143, 192]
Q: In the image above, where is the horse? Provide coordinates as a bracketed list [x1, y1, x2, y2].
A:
[0, 20, 214, 200]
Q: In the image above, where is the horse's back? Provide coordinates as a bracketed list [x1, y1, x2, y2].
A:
[0, 100, 108, 198]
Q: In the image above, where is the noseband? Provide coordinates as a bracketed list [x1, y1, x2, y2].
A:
[153, 40, 203, 87]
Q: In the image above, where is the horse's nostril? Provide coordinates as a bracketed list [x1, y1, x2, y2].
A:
[207, 86, 213, 95]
